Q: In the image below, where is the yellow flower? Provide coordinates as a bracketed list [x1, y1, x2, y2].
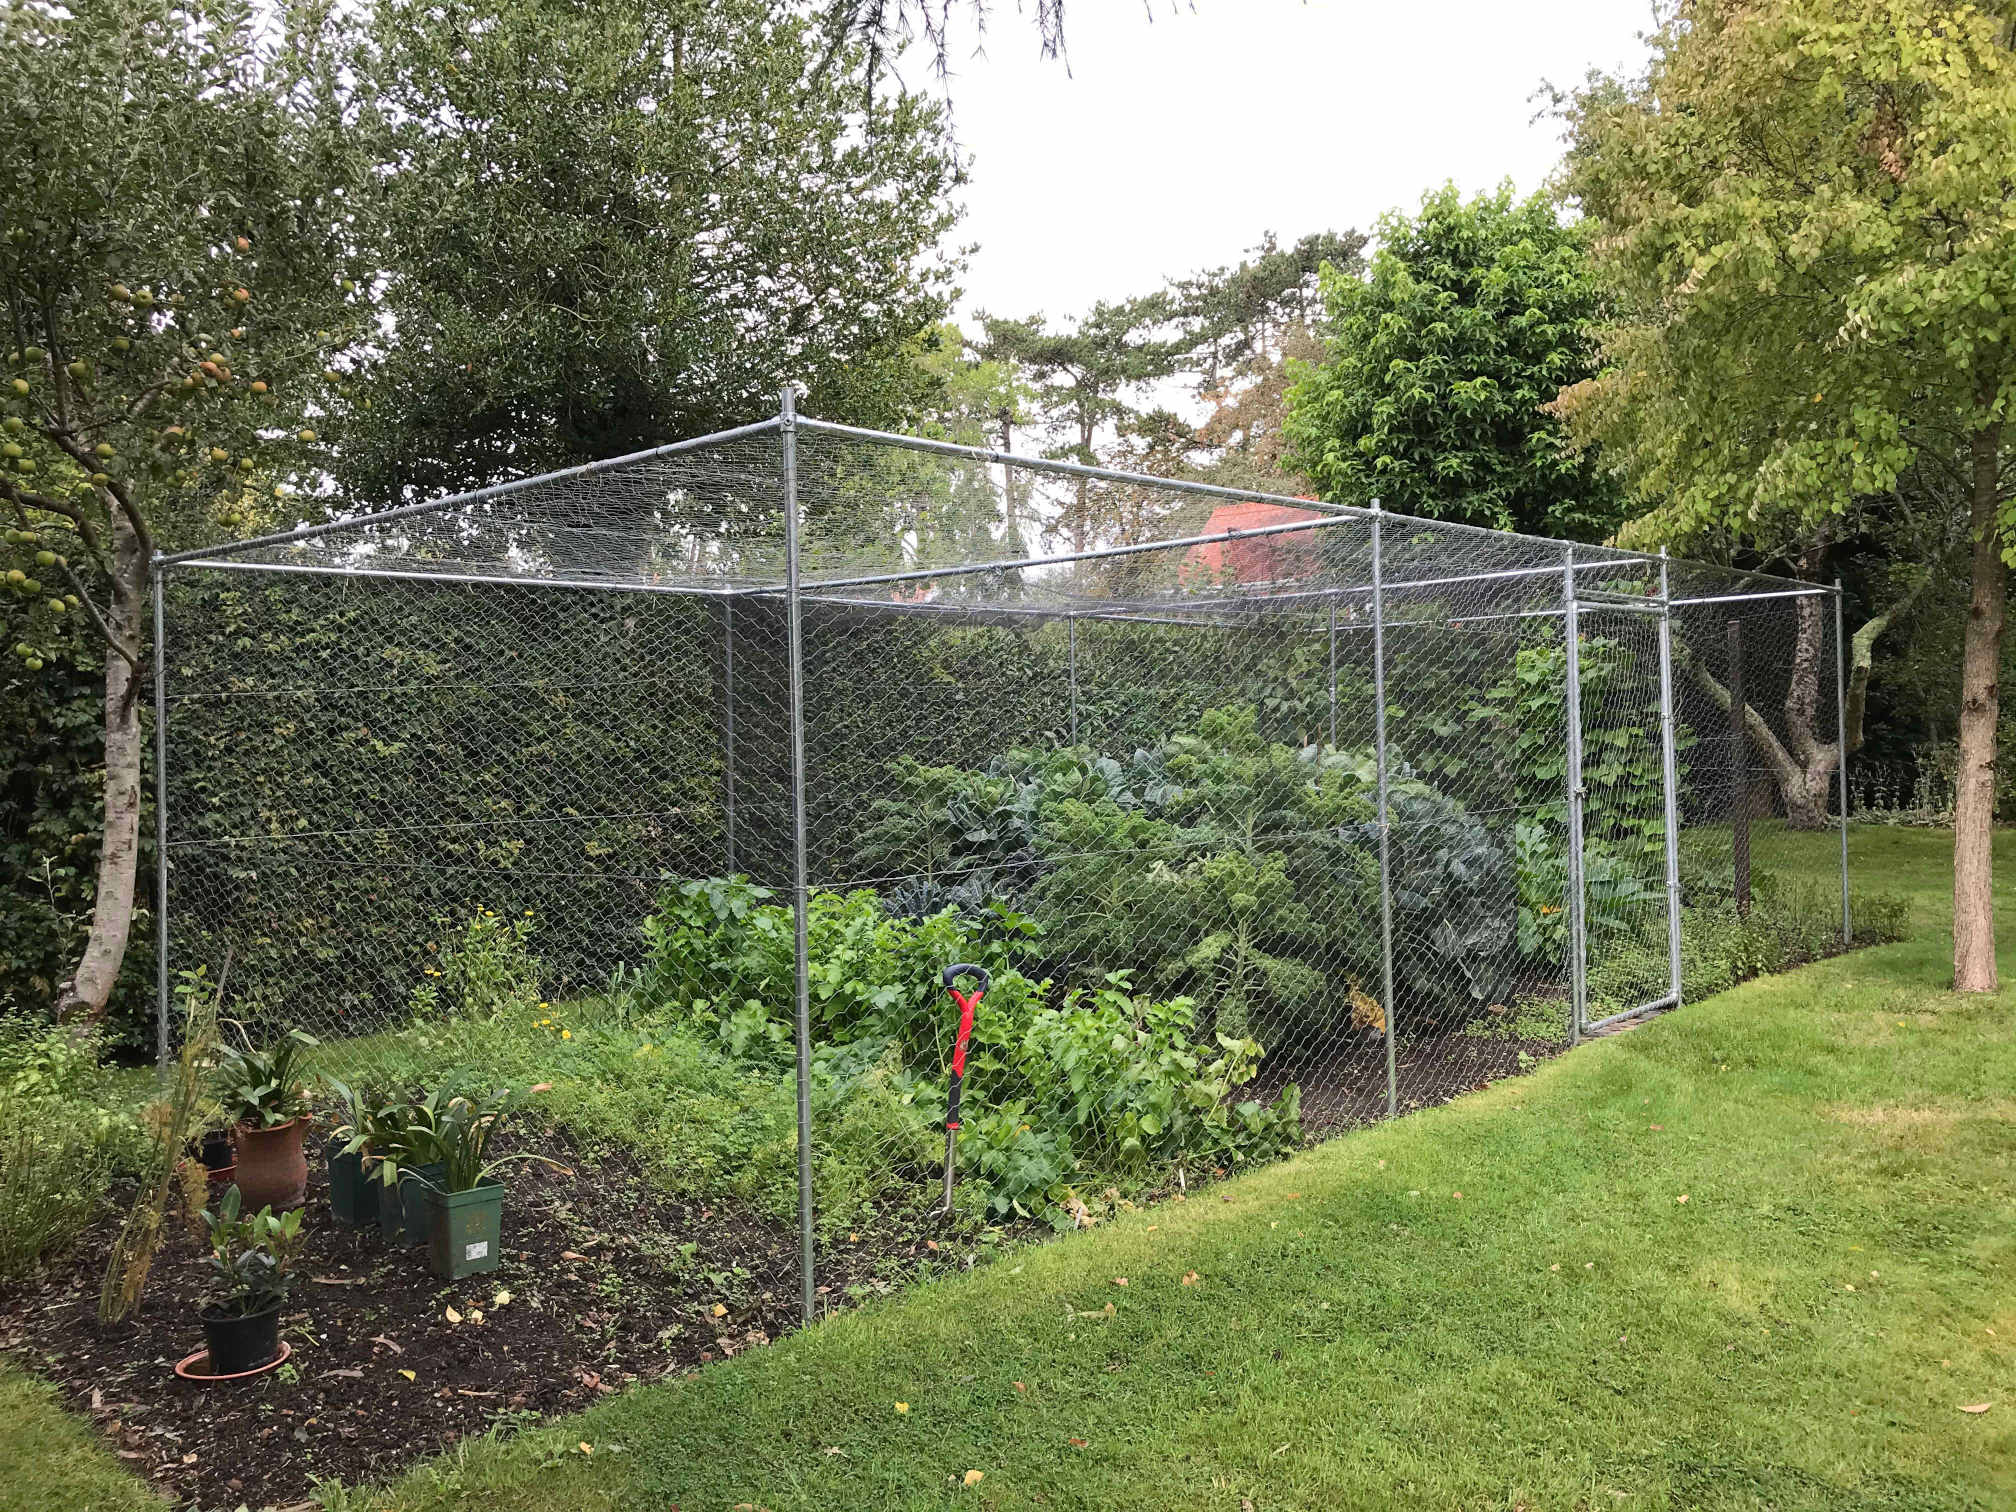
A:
[560, 1029, 572, 1040]
[523, 909, 534, 917]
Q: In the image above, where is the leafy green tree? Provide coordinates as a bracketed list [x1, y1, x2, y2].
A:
[976, 299, 1183, 549]
[348, 0, 963, 504]
[1554, 0, 2016, 990]
[0, 0, 383, 1023]
[1283, 184, 1624, 541]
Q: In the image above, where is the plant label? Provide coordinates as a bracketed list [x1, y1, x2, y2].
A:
[465, 1241, 490, 1262]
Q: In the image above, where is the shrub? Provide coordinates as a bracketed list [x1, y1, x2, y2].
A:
[0, 1022, 143, 1279]
[0, 1112, 113, 1280]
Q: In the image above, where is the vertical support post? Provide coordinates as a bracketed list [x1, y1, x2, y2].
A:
[1834, 579, 1852, 944]
[1562, 546, 1588, 1045]
[721, 597, 737, 876]
[1067, 617, 1079, 744]
[151, 557, 171, 1072]
[1370, 504, 1398, 1118]
[779, 388, 815, 1325]
[1327, 595, 1338, 749]
[1656, 550, 1684, 1007]
[1727, 620, 1751, 918]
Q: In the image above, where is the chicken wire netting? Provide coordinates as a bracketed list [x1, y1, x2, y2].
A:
[155, 408, 1851, 1322]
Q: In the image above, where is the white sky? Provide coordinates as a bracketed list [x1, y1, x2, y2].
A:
[910, 1, 1659, 323]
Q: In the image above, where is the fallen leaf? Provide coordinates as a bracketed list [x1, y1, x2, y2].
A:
[895, 1402, 909, 1414]
[323, 1368, 364, 1380]
[492, 1290, 513, 1307]
[1181, 1271, 1200, 1286]
[371, 1335, 404, 1354]
[311, 1275, 365, 1286]
[926, 1240, 940, 1251]
[1959, 1403, 1993, 1414]
[444, 1306, 463, 1324]
[468, 1308, 485, 1324]
[1012, 1381, 1026, 1392]
[1452, 1191, 1464, 1199]
[577, 1441, 593, 1455]
[561, 1250, 587, 1262]
[1676, 1194, 1689, 1205]
[398, 1369, 415, 1382]
[711, 1303, 728, 1318]
[1067, 1437, 1088, 1448]
[1112, 1277, 1128, 1287]
[529, 1082, 554, 1093]
[962, 1470, 984, 1487]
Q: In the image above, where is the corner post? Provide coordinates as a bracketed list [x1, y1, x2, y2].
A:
[1657, 550, 1684, 1007]
[1371, 502, 1398, 1117]
[1562, 546, 1588, 1044]
[1834, 579, 1852, 944]
[151, 555, 171, 1071]
[780, 388, 815, 1325]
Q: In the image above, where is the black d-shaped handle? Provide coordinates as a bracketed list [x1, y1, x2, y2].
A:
[941, 963, 991, 993]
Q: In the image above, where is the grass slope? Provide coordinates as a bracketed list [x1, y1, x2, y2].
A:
[0, 1370, 161, 1512]
[6, 827, 2012, 1511]
[370, 827, 2014, 1511]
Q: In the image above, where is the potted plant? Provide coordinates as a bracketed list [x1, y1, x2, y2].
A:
[403, 1085, 565, 1279]
[178, 1184, 303, 1380]
[361, 1089, 439, 1246]
[322, 1077, 385, 1228]
[212, 1026, 319, 1211]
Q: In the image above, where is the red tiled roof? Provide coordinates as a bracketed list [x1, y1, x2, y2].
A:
[1182, 500, 1328, 586]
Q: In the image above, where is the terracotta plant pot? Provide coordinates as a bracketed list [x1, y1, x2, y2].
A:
[232, 1118, 308, 1211]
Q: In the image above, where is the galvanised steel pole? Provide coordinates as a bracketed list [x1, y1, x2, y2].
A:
[780, 388, 816, 1324]
[1327, 596, 1339, 748]
[1067, 617, 1079, 744]
[151, 558, 171, 1071]
[1562, 546, 1589, 1045]
[1371, 503, 1398, 1118]
[1657, 550, 1684, 1007]
[722, 598, 737, 877]
[1834, 579, 1852, 944]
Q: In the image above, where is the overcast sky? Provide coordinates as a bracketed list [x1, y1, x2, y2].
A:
[909, 1, 1658, 324]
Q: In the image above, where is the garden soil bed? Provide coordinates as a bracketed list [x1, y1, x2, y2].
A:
[1256, 1017, 1569, 1130]
[0, 1141, 974, 1510]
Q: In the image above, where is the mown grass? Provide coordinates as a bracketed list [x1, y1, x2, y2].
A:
[6, 824, 2010, 1511]
[357, 825, 2009, 1510]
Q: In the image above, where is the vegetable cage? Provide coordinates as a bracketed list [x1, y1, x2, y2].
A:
[153, 392, 1854, 1319]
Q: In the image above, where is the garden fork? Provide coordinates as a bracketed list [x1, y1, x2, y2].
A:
[935, 963, 990, 1218]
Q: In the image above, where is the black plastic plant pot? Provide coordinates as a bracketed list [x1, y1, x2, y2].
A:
[196, 1129, 234, 1173]
[422, 1180, 505, 1280]
[326, 1139, 379, 1228]
[398, 1164, 445, 1248]
[199, 1302, 282, 1377]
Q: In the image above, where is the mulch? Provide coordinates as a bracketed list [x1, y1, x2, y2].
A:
[0, 1025, 1571, 1509]
[0, 1142, 968, 1510]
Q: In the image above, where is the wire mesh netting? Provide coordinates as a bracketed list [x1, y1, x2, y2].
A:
[156, 406, 1853, 1323]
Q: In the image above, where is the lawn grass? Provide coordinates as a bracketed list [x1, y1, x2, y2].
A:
[0, 1370, 160, 1512]
[355, 823, 2011, 1511]
[6, 824, 2010, 1511]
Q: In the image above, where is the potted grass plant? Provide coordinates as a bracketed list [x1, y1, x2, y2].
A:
[403, 1085, 565, 1279]
[361, 1088, 440, 1247]
[213, 1026, 318, 1211]
[322, 1077, 386, 1228]
[177, 1184, 303, 1380]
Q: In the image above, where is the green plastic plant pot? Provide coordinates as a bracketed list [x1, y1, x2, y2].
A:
[326, 1139, 379, 1228]
[421, 1180, 504, 1280]
[376, 1172, 407, 1243]
[398, 1163, 445, 1248]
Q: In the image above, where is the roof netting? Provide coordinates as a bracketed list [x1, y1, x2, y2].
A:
[164, 413, 1820, 615]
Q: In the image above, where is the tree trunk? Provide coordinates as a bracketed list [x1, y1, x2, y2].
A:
[56, 510, 147, 1024]
[1952, 415, 2006, 993]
